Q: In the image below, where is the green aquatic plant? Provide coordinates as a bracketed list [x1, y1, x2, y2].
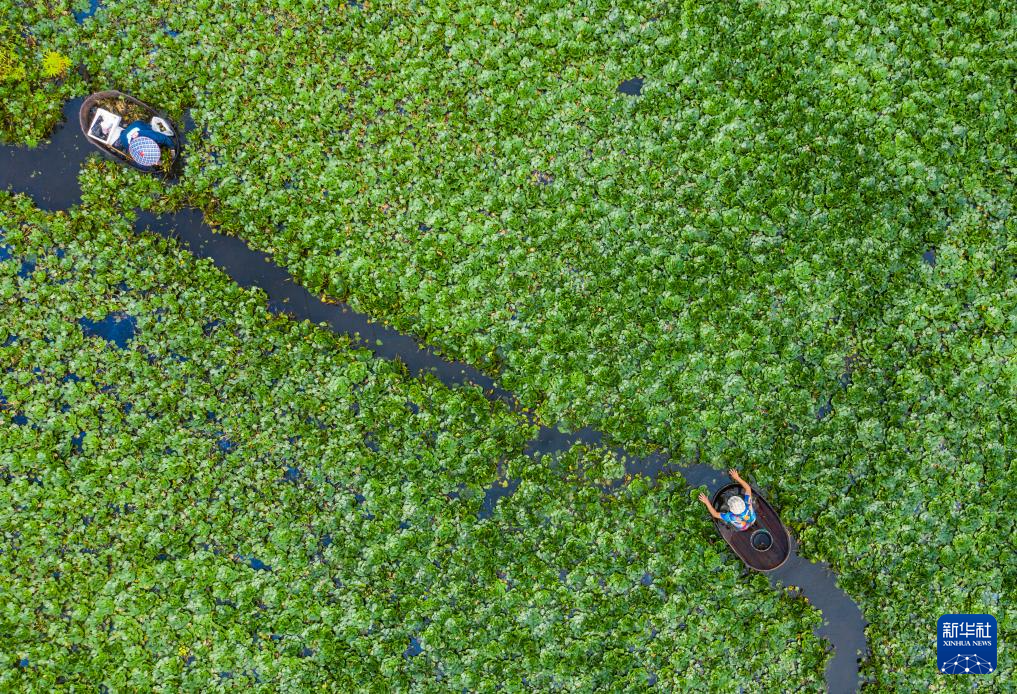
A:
[0, 6, 80, 145]
[4, 0, 1016, 688]
[0, 181, 828, 691]
[40, 50, 71, 78]
[0, 42, 27, 82]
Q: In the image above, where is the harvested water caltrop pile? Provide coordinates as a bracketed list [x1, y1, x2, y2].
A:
[1, 1, 1014, 692]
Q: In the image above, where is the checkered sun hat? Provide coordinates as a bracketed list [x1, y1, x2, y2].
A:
[128, 136, 162, 166]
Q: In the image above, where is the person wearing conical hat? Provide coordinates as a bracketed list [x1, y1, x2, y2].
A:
[116, 120, 175, 169]
[698, 468, 757, 531]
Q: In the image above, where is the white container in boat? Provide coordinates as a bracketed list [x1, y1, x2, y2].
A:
[150, 117, 174, 136]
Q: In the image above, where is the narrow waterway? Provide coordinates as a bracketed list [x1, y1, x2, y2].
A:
[2, 97, 869, 692]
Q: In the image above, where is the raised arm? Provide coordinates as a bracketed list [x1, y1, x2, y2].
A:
[729, 469, 752, 498]
[697, 492, 722, 519]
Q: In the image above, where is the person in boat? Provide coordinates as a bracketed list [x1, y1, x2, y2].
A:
[698, 469, 757, 531]
[116, 120, 175, 169]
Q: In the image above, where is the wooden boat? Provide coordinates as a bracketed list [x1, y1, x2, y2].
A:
[79, 90, 181, 176]
[712, 482, 791, 572]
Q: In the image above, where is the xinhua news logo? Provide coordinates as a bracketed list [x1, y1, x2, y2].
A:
[937, 614, 997, 675]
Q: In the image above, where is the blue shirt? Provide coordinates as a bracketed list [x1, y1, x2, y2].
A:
[721, 494, 756, 531]
[116, 121, 175, 151]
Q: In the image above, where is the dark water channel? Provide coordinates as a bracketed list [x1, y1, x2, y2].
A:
[0, 99, 89, 210]
[1, 98, 868, 692]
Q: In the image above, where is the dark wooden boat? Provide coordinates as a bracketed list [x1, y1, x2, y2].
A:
[712, 482, 791, 572]
[79, 90, 181, 176]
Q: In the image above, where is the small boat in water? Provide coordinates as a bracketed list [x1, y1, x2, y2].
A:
[712, 482, 791, 572]
[79, 90, 180, 176]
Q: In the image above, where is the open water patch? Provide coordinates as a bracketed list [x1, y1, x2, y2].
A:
[0, 390, 29, 425]
[78, 312, 138, 348]
[245, 557, 270, 571]
[216, 435, 237, 454]
[478, 476, 521, 520]
[617, 77, 644, 95]
[523, 423, 602, 457]
[73, 0, 102, 23]
[17, 257, 36, 278]
[403, 636, 422, 658]
[817, 398, 834, 420]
